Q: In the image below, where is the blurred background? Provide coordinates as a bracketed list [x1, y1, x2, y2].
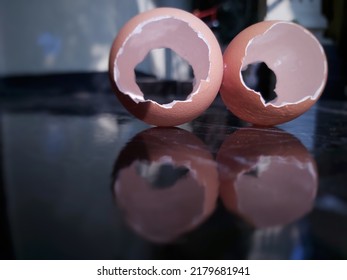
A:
[0, 0, 346, 98]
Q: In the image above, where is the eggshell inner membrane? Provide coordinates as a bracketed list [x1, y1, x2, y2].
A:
[114, 17, 210, 109]
[241, 22, 327, 107]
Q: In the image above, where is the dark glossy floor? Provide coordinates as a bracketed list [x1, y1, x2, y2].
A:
[0, 83, 347, 260]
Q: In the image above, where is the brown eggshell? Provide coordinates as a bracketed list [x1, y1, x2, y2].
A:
[109, 8, 223, 127]
[220, 21, 328, 126]
[113, 127, 219, 243]
[217, 128, 318, 228]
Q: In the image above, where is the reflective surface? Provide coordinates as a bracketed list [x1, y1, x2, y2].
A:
[0, 90, 347, 260]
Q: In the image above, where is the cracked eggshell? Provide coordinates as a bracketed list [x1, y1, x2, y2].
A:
[109, 8, 223, 127]
[220, 21, 328, 126]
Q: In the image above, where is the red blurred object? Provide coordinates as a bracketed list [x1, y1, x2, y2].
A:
[193, 6, 218, 22]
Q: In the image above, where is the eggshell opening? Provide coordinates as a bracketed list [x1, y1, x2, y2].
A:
[241, 22, 327, 107]
[114, 17, 210, 109]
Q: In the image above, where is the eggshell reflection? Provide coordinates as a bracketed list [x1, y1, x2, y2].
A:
[217, 128, 318, 228]
[221, 21, 328, 126]
[113, 127, 218, 243]
[109, 8, 223, 127]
